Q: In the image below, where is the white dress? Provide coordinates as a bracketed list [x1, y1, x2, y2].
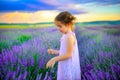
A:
[57, 31, 81, 80]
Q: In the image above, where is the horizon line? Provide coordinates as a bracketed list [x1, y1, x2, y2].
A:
[0, 20, 120, 24]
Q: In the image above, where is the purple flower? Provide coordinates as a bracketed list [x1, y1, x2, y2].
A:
[86, 63, 93, 71]
[36, 73, 42, 80]
[108, 52, 113, 58]
[6, 70, 13, 80]
[118, 41, 120, 48]
[105, 72, 110, 80]
[19, 57, 27, 67]
[112, 64, 120, 74]
[98, 70, 104, 80]
[11, 71, 16, 79]
[97, 58, 102, 63]
[30, 58, 34, 66]
[101, 51, 107, 58]
[44, 72, 49, 80]
[17, 66, 21, 74]
[18, 71, 27, 80]
[84, 72, 93, 80]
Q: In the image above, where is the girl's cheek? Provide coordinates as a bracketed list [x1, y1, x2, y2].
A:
[58, 29, 60, 31]
[57, 27, 60, 30]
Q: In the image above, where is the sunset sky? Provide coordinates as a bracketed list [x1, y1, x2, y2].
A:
[0, 0, 120, 23]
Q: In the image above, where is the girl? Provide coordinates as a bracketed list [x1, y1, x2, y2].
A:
[46, 11, 81, 80]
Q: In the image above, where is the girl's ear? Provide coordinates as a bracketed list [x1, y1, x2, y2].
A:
[65, 23, 69, 26]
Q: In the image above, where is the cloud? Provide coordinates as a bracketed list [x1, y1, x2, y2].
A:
[0, 10, 60, 23]
[1, 9, 120, 23]
[0, 0, 120, 13]
[57, 3, 88, 14]
[38, 0, 61, 6]
[73, 0, 120, 5]
[96, 0, 120, 5]
[0, 0, 19, 1]
[39, 0, 120, 6]
[0, 0, 120, 23]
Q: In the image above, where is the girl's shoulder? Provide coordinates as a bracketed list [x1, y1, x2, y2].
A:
[65, 32, 76, 43]
[60, 32, 76, 41]
[65, 32, 75, 38]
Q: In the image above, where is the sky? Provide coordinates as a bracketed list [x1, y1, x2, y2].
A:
[0, 0, 120, 23]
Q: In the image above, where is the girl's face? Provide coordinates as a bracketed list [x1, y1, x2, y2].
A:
[54, 20, 69, 34]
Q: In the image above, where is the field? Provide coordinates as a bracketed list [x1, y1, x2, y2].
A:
[0, 24, 120, 80]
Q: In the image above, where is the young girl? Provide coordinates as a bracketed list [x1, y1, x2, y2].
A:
[46, 11, 81, 80]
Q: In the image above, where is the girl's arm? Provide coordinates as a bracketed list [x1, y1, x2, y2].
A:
[48, 49, 59, 54]
[46, 35, 75, 68]
[54, 35, 75, 61]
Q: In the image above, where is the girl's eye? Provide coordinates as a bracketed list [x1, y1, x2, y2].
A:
[58, 26, 61, 27]
[57, 25, 62, 28]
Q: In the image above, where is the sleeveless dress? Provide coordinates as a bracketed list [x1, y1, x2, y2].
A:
[57, 31, 81, 80]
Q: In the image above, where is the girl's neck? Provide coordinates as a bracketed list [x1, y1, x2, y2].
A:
[65, 28, 72, 34]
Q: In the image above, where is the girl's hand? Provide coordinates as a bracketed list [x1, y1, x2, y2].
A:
[46, 58, 56, 68]
[47, 49, 55, 54]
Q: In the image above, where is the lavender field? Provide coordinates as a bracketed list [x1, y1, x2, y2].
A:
[0, 25, 120, 80]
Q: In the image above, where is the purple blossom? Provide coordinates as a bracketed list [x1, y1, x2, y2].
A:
[44, 72, 49, 80]
[36, 73, 42, 80]
[112, 64, 120, 74]
[30, 58, 34, 66]
[18, 71, 27, 80]
[118, 41, 120, 48]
